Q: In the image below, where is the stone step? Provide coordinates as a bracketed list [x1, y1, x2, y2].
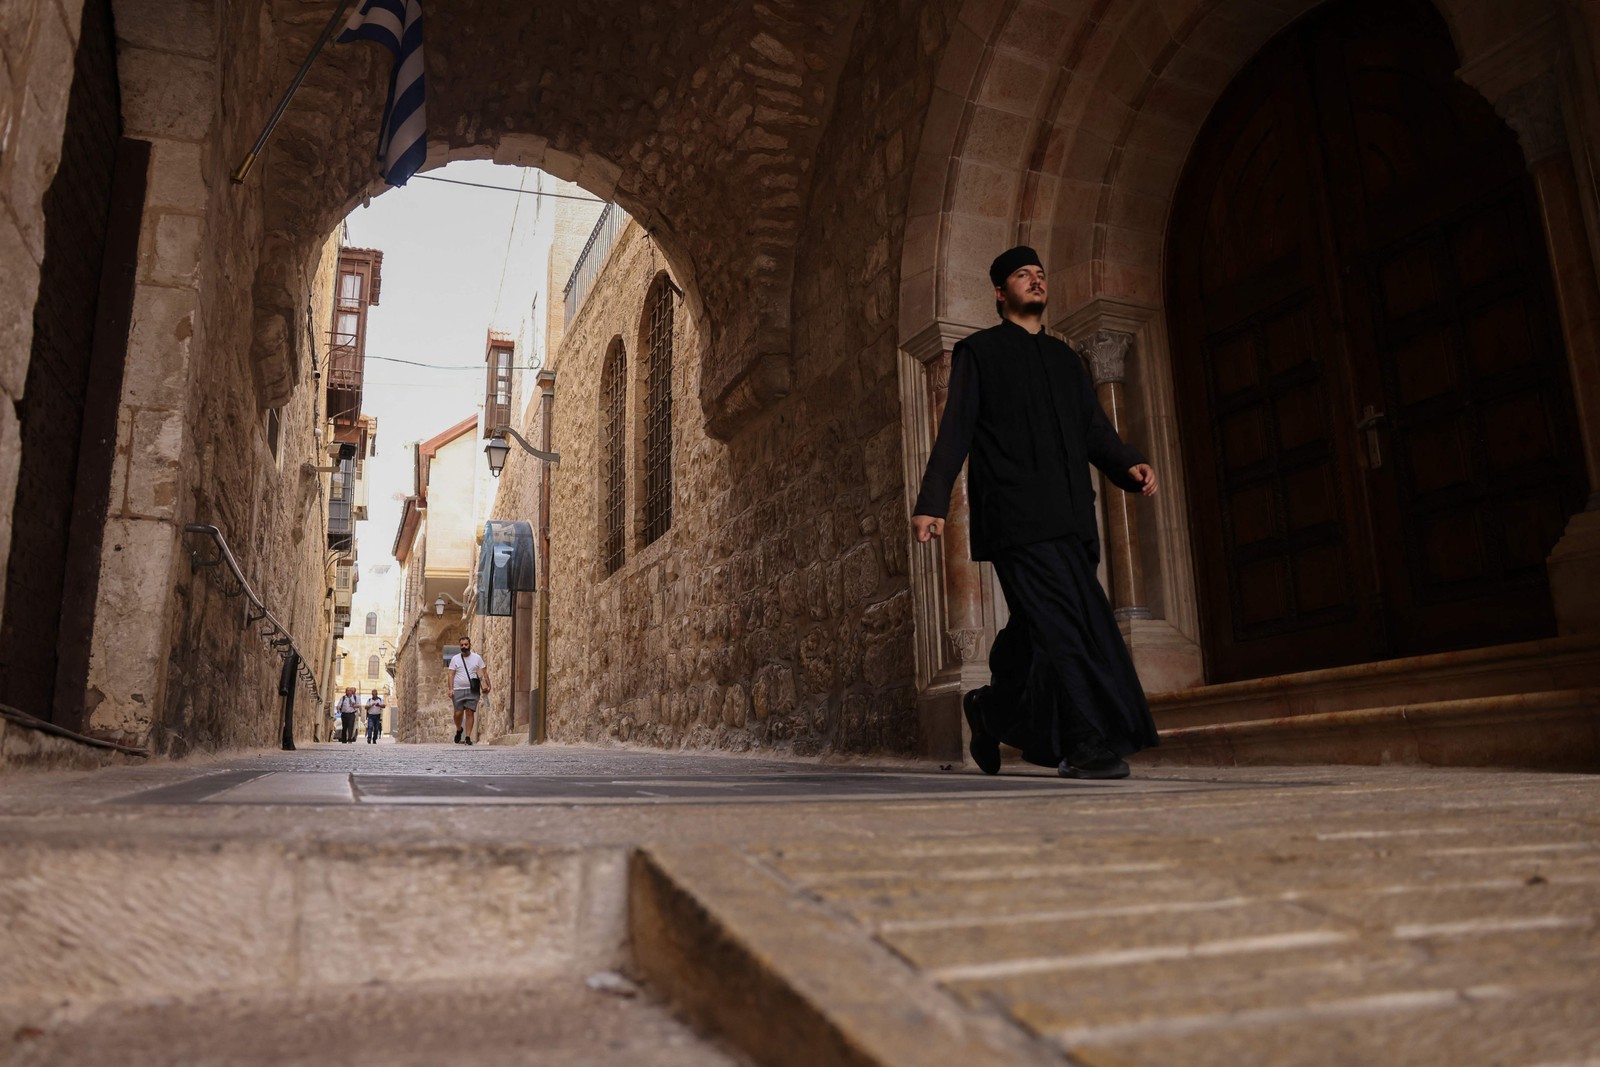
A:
[1139, 688, 1600, 771]
[1149, 634, 1600, 731]
[0, 974, 738, 1067]
[0, 836, 629, 1008]
[629, 843, 1062, 1067]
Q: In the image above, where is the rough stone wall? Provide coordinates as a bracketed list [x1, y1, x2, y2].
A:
[472, 6, 965, 757]
[0, 0, 86, 615]
[80, 0, 340, 753]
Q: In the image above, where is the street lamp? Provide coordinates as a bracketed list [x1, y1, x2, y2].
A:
[434, 594, 446, 616]
[483, 426, 561, 478]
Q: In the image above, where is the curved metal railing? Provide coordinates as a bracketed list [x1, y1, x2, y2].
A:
[184, 524, 322, 704]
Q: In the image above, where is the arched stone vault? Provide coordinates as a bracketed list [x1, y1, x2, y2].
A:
[896, 0, 1583, 714]
[250, 0, 871, 440]
[901, 0, 1555, 335]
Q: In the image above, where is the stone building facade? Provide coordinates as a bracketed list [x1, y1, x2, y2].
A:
[3, 0, 1598, 767]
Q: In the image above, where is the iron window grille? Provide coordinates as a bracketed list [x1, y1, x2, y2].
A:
[600, 340, 627, 577]
[643, 278, 674, 545]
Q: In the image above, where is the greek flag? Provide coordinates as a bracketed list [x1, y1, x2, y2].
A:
[337, 0, 426, 187]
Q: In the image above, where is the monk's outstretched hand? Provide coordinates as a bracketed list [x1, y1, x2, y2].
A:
[910, 515, 945, 542]
[1129, 464, 1158, 496]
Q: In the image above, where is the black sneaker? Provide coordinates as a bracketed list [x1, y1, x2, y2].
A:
[1058, 741, 1130, 780]
[454, 727, 463, 744]
[463, 736, 473, 746]
[963, 689, 1001, 776]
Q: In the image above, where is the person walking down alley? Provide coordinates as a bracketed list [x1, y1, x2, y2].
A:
[336, 687, 362, 744]
[445, 637, 490, 745]
[910, 246, 1161, 780]
[365, 689, 386, 744]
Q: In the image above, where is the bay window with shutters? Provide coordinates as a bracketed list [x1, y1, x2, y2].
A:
[640, 275, 674, 545]
[329, 248, 382, 432]
[483, 331, 515, 436]
[599, 339, 627, 577]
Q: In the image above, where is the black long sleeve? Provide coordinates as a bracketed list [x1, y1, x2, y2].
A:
[912, 343, 978, 519]
[1077, 356, 1148, 493]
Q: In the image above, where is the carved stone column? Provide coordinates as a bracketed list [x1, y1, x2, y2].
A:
[899, 321, 991, 761]
[1057, 301, 1204, 693]
[1076, 329, 1151, 622]
[1461, 39, 1600, 633]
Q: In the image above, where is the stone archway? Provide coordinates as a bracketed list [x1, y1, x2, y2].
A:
[899, 0, 1600, 728]
[70, 0, 980, 756]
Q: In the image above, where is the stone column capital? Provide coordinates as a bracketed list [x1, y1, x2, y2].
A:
[1075, 329, 1134, 385]
[901, 318, 982, 366]
[1456, 17, 1567, 166]
[1494, 71, 1567, 166]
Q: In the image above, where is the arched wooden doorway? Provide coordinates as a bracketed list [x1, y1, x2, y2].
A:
[1168, 0, 1589, 683]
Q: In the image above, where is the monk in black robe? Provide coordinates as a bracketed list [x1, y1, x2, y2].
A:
[911, 246, 1160, 779]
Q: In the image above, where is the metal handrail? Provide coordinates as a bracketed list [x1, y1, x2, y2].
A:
[184, 524, 323, 704]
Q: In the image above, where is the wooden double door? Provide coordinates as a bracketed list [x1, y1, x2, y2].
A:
[1168, 0, 1589, 683]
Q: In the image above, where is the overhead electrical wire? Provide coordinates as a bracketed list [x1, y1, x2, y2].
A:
[364, 353, 540, 371]
[413, 173, 607, 202]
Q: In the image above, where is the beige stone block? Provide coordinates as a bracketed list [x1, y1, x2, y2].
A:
[117, 46, 214, 142]
[937, 21, 985, 97]
[0, 2, 39, 62]
[490, 132, 548, 169]
[975, 52, 1050, 117]
[85, 516, 180, 736]
[0, 216, 40, 399]
[143, 210, 204, 285]
[950, 159, 1018, 220]
[50, 0, 82, 45]
[7, 69, 73, 261]
[122, 284, 196, 409]
[996, 1, 1082, 66]
[112, 0, 215, 57]
[297, 849, 618, 986]
[124, 408, 185, 517]
[960, 105, 1033, 170]
[145, 138, 208, 212]
[0, 844, 297, 1002]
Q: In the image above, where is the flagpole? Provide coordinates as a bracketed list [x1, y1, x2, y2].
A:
[231, 0, 355, 185]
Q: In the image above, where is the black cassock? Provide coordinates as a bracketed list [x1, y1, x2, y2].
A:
[913, 319, 1159, 763]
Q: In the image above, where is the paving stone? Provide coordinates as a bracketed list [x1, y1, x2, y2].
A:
[1, 749, 1597, 1064]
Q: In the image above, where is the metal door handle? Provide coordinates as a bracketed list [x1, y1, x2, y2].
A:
[1357, 405, 1386, 469]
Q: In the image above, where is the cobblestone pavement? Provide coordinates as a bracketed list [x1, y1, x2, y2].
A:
[2, 744, 1597, 1065]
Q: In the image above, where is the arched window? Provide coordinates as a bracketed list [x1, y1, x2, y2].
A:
[641, 276, 674, 545]
[600, 338, 627, 576]
[367, 655, 380, 679]
[364, 611, 377, 635]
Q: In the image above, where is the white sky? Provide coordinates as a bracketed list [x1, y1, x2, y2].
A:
[340, 159, 545, 581]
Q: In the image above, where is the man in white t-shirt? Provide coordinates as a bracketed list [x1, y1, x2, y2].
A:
[335, 687, 362, 744]
[364, 689, 386, 744]
[444, 636, 490, 745]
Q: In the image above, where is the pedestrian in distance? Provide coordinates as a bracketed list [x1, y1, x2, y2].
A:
[335, 686, 362, 744]
[365, 688, 386, 744]
[910, 246, 1161, 780]
[445, 636, 490, 745]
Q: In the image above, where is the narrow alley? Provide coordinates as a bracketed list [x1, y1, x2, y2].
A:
[3, 0, 1599, 1062]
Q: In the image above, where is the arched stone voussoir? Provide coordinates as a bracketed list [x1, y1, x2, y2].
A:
[246, 0, 869, 434]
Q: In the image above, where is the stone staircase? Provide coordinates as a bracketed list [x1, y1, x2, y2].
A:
[1138, 634, 1600, 771]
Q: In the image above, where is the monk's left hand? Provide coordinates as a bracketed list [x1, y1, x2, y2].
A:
[1129, 464, 1158, 497]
